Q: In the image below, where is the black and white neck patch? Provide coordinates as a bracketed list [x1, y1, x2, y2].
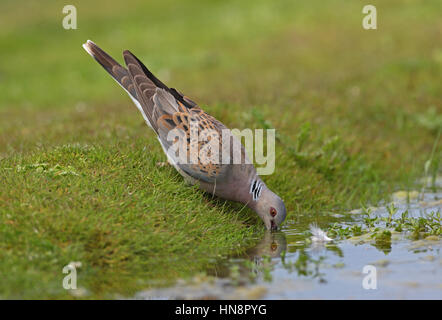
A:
[250, 179, 263, 201]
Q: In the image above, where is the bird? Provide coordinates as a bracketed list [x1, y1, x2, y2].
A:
[82, 40, 286, 230]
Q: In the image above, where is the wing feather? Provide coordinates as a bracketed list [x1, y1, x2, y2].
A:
[85, 43, 237, 184]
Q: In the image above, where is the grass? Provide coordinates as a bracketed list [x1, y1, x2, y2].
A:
[0, 0, 441, 298]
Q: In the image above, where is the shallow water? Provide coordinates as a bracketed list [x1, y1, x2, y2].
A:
[136, 179, 442, 300]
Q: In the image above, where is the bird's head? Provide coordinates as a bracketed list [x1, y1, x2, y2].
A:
[253, 188, 286, 231]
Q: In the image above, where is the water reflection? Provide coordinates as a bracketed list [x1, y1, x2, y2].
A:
[245, 231, 287, 259]
[136, 182, 442, 299]
[228, 184, 441, 297]
[238, 230, 343, 284]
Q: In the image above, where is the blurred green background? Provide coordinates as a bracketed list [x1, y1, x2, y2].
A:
[0, 0, 440, 298]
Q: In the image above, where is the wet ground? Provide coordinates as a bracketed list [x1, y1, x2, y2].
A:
[135, 178, 441, 299]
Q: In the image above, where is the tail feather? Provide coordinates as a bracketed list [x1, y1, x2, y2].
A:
[82, 40, 137, 99]
[122, 49, 197, 110]
[123, 50, 159, 133]
[82, 40, 156, 129]
[82, 40, 197, 132]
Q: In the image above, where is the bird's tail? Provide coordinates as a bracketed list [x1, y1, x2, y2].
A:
[82, 40, 138, 100]
[82, 40, 159, 129]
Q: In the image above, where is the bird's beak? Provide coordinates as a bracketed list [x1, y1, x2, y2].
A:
[270, 220, 278, 231]
[264, 218, 278, 231]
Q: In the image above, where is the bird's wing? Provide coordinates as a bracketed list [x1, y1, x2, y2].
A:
[122, 50, 234, 183]
[154, 89, 234, 183]
[83, 41, 238, 184]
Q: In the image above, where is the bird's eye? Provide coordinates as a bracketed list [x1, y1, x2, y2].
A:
[270, 207, 277, 217]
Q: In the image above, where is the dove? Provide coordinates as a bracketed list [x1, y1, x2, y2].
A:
[82, 40, 286, 230]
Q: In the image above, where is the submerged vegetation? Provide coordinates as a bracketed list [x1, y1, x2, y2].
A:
[0, 0, 441, 298]
[328, 206, 441, 241]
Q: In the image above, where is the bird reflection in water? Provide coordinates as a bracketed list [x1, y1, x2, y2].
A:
[246, 231, 287, 259]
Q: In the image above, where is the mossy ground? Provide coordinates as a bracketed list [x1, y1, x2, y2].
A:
[0, 0, 440, 298]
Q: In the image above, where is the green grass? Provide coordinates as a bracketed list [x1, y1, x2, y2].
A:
[0, 0, 441, 298]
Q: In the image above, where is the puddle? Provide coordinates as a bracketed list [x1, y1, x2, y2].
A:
[135, 179, 442, 300]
